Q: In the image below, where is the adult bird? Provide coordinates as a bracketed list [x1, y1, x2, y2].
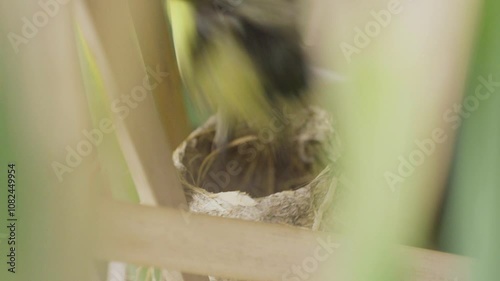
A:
[168, 0, 310, 151]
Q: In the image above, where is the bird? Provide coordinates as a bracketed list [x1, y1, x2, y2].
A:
[168, 0, 310, 152]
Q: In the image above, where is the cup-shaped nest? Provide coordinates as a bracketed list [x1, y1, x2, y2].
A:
[174, 106, 335, 194]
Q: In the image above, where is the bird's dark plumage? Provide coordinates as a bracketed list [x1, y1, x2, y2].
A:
[192, 0, 309, 101]
[170, 0, 309, 149]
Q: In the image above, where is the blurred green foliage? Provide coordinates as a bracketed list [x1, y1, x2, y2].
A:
[441, 0, 500, 280]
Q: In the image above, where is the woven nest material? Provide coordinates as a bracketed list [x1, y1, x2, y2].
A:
[171, 106, 342, 281]
[173, 106, 341, 229]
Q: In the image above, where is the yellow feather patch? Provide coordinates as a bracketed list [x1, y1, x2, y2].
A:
[168, 0, 272, 128]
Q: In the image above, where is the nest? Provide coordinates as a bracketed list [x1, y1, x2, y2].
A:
[170, 106, 343, 281]
[173, 106, 341, 229]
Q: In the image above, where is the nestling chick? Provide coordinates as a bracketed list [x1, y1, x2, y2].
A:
[169, 0, 309, 150]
